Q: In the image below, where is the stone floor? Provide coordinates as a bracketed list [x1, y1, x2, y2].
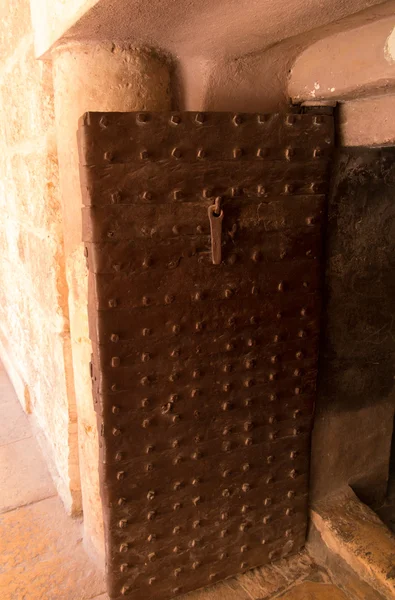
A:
[0, 360, 350, 600]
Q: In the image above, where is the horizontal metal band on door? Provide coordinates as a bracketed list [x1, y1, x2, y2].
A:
[78, 110, 334, 600]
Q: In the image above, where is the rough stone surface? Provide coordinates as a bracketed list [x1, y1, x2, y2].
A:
[311, 488, 395, 600]
[339, 95, 395, 146]
[0, 0, 80, 514]
[289, 16, 395, 103]
[312, 147, 395, 506]
[52, 41, 172, 559]
[275, 581, 349, 599]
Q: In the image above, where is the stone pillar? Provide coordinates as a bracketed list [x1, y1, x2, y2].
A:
[51, 41, 171, 560]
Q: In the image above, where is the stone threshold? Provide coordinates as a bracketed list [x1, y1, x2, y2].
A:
[308, 487, 395, 600]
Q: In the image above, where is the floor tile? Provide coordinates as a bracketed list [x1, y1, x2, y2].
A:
[0, 370, 18, 406]
[0, 495, 106, 599]
[0, 436, 55, 513]
[0, 399, 31, 446]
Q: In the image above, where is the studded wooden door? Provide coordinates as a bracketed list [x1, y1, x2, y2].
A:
[78, 110, 334, 600]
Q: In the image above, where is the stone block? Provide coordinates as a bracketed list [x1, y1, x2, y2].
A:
[1, 41, 55, 147]
[0, 0, 31, 61]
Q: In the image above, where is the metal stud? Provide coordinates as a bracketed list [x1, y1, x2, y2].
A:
[120, 563, 129, 573]
[121, 585, 130, 596]
[172, 147, 182, 159]
[285, 147, 294, 160]
[242, 483, 250, 492]
[117, 471, 125, 480]
[112, 427, 121, 437]
[110, 191, 121, 204]
[263, 515, 271, 524]
[193, 520, 201, 528]
[170, 115, 181, 125]
[256, 148, 267, 158]
[290, 469, 298, 479]
[108, 298, 117, 308]
[195, 113, 205, 124]
[197, 148, 206, 159]
[119, 542, 128, 553]
[140, 150, 149, 160]
[149, 577, 156, 585]
[173, 189, 183, 200]
[119, 519, 127, 529]
[313, 115, 323, 125]
[284, 183, 293, 194]
[104, 151, 113, 162]
[313, 147, 322, 158]
[232, 114, 242, 126]
[242, 463, 250, 472]
[147, 510, 156, 520]
[147, 490, 155, 500]
[137, 113, 149, 123]
[286, 114, 296, 126]
[118, 497, 126, 506]
[233, 148, 243, 159]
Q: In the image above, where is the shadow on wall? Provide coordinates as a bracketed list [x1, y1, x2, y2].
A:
[312, 147, 395, 507]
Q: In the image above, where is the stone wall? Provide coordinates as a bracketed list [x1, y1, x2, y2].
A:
[0, 0, 80, 513]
